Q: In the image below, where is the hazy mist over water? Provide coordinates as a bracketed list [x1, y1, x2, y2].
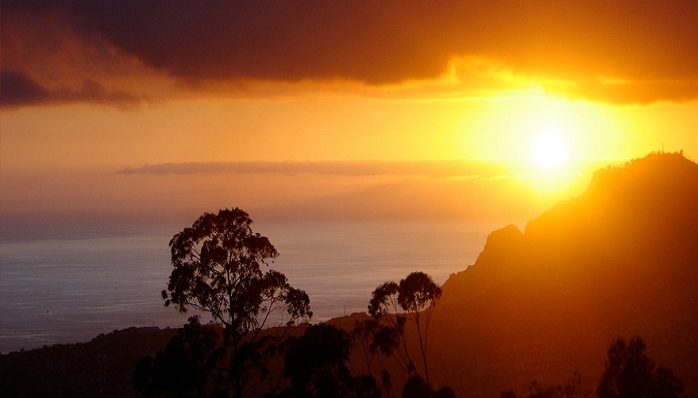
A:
[0, 220, 505, 353]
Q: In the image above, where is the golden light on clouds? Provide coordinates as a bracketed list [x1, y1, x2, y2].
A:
[3, 1, 698, 225]
[4, 1, 698, 108]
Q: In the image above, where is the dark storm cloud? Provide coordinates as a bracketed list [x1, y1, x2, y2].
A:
[0, 70, 50, 107]
[81, 1, 456, 83]
[0, 69, 140, 108]
[3, 0, 698, 105]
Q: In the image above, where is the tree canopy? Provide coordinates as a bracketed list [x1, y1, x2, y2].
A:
[367, 271, 443, 392]
[156, 208, 312, 398]
[279, 323, 381, 398]
[164, 208, 312, 334]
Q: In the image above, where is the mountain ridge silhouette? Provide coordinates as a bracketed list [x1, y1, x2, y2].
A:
[432, 151, 698, 397]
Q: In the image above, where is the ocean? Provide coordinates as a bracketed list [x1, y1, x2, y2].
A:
[0, 220, 505, 353]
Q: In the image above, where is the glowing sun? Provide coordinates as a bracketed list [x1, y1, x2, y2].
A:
[531, 131, 569, 169]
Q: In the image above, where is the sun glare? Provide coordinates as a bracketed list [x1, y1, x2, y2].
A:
[531, 129, 569, 170]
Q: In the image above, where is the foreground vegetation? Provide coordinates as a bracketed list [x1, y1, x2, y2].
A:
[132, 205, 688, 398]
[133, 208, 451, 398]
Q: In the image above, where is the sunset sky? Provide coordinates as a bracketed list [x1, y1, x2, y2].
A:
[2, 1, 698, 229]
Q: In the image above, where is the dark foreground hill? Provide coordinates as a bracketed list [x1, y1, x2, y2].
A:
[0, 327, 176, 398]
[429, 152, 698, 397]
[2, 152, 697, 398]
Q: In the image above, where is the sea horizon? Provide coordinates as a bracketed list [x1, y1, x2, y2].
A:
[0, 218, 511, 354]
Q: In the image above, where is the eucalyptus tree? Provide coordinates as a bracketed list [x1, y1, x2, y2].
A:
[368, 271, 442, 388]
[162, 208, 312, 398]
[352, 317, 400, 397]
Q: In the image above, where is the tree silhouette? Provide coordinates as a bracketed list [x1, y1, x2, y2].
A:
[502, 336, 687, 398]
[402, 375, 432, 398]
[134, 316, 223, 398]
[352, 318, 398, 397]
[278, 323, 381, 398]
[501, 373, 589, 398]
[158, 208, 312, 398]
[402, 375, 455, 398]
[597, 336, 686, 398]
[368, 271, 443, 390]
[368, 272, 442, 383]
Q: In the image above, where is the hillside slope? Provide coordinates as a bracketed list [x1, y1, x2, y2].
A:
[0, 327, 176, 398]
[430, 152, 698, 397]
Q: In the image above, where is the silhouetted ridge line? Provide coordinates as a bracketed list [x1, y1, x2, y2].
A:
[434, 151, 698, 398]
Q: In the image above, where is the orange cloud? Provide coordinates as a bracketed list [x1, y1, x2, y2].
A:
[3, 0, 698, 107]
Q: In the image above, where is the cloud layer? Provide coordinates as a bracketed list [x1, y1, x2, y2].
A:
[117, 159, 512, 178]
[4, 160, 599, 235]
[3, 0, 698, 106]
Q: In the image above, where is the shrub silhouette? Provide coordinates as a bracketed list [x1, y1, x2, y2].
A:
[597, 336, 686, 398]
[134, 316, 222, 397]
[500, 373, 588, 398]
[277, 323, 381, 398]
[502, 336, 686, 398]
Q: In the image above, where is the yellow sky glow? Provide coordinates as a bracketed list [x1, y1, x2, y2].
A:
[3, 88, 695, 225]
[3, 1, 698, 223]
[4, 91, 695, 173]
